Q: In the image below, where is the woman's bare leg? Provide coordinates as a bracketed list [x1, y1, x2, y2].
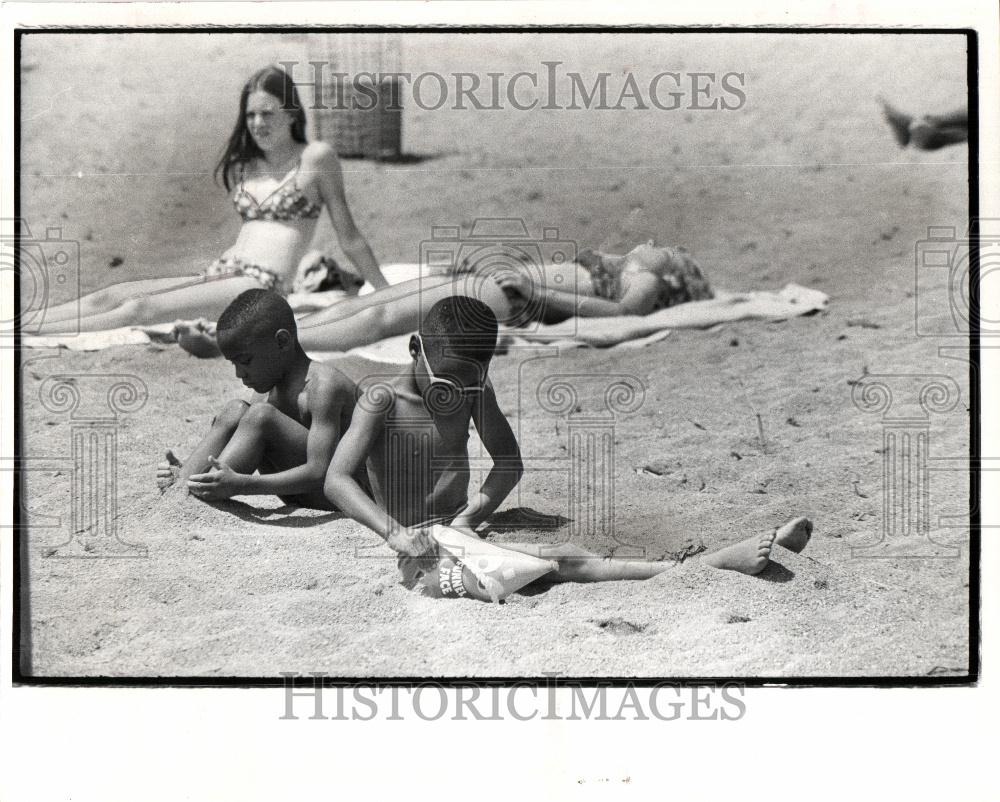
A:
[295, 274, 514, 353]
[38, 274, 205, 325]
[177, 273, 463, 357]
[878, 96, 913, 147]
[34, 274, 261, 334]
[909, 119, 968, 150]
[878, 97, 969, 151]
[178, 262, 584, 357]
[923, 107, 968, 127]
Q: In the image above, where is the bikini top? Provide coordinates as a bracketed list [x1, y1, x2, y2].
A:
[233, 161, 322, 223]
[583, 245, 714, 312]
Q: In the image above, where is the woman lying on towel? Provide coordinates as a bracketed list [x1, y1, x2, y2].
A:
[32, 65, 387, 336]
[177, 239, 714, 357]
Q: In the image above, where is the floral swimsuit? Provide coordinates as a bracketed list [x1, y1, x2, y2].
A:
[203, 159, 323, 295]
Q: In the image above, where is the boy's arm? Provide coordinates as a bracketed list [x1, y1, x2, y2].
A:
[451, 384, 523, 530]
[323, 393, 433, 557]
[186, 376, 345, 500]
[239, 375, 347, 496]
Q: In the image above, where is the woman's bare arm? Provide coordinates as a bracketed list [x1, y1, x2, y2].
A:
[495, 270, 661, 317]
[306, 142, 389, 290]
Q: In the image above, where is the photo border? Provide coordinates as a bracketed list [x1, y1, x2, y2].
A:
[9, 23, 982, 689]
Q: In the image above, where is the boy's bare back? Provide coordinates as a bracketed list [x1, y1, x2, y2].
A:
[266, 359, 358, 434]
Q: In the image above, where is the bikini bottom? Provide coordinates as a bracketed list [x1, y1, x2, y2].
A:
[204, 255, 286, 295]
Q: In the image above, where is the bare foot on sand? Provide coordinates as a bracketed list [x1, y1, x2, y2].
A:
[175, 319, 222, 359]
[156, 449, 183, 493]
[774, 515, 812, 553]
[877, 96, 912, 147]
[704, 517, 813, 575]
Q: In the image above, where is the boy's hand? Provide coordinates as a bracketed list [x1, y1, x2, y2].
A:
[386, 526, 437, 558]
[187, 456, 247, 500]
[156, 449, 183, 493]
[392, 528, 440, 589]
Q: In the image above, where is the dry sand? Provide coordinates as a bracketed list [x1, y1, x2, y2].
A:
[19, 32, 970, 677]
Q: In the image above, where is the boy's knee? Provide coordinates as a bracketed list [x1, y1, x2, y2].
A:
[239, 402, 278, 432]
[323, 470, 344, 503]
[213, 399, 250, 429]
[322, 471, 337, 499]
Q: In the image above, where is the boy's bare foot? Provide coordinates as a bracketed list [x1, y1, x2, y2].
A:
[877, 95, 913, 147]
[774, 516, 812, 553]
[704, 529, 776, 575]
[704, 516, 813, 575]
[156, 449, 183, 493]
[175, 319, 222, 359]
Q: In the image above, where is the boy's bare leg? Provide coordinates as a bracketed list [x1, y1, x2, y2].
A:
[214, 403, 307, 473]
[497, 542, 671, 583]
[156, 399, 250, 492]
[213, 402, 334, 510]
[496, 517, 813, 582]
[703, 516, 812, 575]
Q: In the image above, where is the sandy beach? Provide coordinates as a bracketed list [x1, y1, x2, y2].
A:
[18, 31, 971, 677]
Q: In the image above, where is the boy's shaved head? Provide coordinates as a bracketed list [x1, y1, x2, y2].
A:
[217, 289, 297, 339]
[419, 296, 498, 369]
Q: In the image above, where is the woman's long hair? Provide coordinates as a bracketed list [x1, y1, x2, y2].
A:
[215, 65, 308, 191]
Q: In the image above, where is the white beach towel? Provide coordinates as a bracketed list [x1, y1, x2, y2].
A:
[307, 283, 829, 364]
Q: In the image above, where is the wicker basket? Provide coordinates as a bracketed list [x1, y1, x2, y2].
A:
[315, 76, 402, 160]
[302, 33, 403, 161]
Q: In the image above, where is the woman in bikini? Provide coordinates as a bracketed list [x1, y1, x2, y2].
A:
[33, 64, 387, 335]
[178, 238, 715, 357]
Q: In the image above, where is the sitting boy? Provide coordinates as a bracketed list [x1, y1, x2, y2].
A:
[156, 289, 362, 509]
[323, 295, 814, 597]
